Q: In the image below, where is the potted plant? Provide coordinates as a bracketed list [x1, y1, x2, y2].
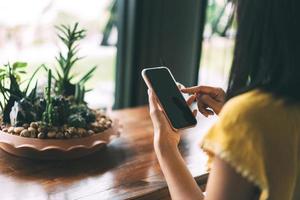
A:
[0, 23, 117, 159]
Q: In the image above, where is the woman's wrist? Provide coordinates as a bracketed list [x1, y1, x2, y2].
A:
[154, 132, 179, 155]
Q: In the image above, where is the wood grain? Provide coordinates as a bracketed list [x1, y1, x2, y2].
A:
[0, 106, 216, 200]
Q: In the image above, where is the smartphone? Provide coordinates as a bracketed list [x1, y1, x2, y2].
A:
[142, 67, 197, 130]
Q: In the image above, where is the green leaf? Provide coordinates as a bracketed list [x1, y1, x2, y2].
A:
[55, 25, 69, 39]
[18, 70, 27, 74]
[12, 62, 27, 70]
[55, 69, 62, 80]
[24, 64, 44, 94]
[27, 81, 38, 101]
[79, 66, 97, 84]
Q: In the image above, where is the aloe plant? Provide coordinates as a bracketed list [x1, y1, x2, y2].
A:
[54, 22, 97, 97]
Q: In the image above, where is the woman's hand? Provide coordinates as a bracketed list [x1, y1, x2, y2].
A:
[148, 89, 205, 200]
[181, 86, 226, 117]
[148, 89, 180, 150]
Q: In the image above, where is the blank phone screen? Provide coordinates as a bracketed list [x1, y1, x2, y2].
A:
[144, 67, 197, 129]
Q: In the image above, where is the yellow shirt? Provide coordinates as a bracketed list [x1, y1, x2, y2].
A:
[201, 90, 300, 200]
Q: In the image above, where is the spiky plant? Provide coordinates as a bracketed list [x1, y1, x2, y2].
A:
[42, 69, 54, 125]
[54, 22, 97, 97]
[0, 62, 43, 123]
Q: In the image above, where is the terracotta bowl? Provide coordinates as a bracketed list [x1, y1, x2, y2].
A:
[0, 120, 121, 160]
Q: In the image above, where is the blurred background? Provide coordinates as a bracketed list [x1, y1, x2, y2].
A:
[0, 0, 236, 109]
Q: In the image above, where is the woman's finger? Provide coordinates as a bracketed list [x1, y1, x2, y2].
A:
[198, 94, 221, 114]
[177, 82, 186, 90]
[181, 86, 217, 95]
[186, 94, 197, 106]
[148, 89, 159, 112]
[192, 109, 198, 117]
[197, 100, 210, 117]
[204, 108, 214, 115]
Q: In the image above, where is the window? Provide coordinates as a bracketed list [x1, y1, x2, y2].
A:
[0, 0, 117, 109]
[198, 0, 236, 89]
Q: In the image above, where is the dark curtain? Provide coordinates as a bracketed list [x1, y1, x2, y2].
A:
[114, 0, 207, 109]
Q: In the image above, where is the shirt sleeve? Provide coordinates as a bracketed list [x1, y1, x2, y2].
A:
[200, 96, 269, 200]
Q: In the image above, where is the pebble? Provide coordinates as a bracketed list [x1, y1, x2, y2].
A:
[30, 122, 39, 129]
[20, 129, 30, 137]
[61, 125, 67, 132]
[38, 126, 47, 133]
[22, 123, 30, 129]
[67, 127, 77, 135]
[88, 130, 95, 135]
[56, 132, 64, 139]
[14, 127, 25, 135]
[37, 132, 46, 139]
[99, 118, 106, 124]
[64, 132, 71, 139]
[2, 128, 8, 132]
[94, 126, 103, 133]
[77, 128, 87, 137]
[8, 127, 14, 134]
[28, 127, 37, 134]
[47, 131, 56, 138]
[30, 132, 37, 138]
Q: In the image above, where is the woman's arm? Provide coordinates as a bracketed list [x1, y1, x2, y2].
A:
[148, 89, 258, 200]
[155, 143, 257, 200]
[154, 138, 204, 200]
[206, 157, 259, 200]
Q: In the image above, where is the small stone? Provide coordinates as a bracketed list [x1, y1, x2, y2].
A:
[56, 132, 64, 139]
[92, 126, 102, 133]
[1, 125, 5, 129]
[37, 132, 46, 139]
[28, 127, 37, 134]
[64, 131, 71, 139]
[20, 129, 30, 137]
[47, 131, 56, 138]
[30, 122, 39, 129]
[38, 127, 46, 132]
[22, 123, 30, 129]
[14, 127, 24, 135]
[77, 128, 87, 137]
[2, 128, 8, 132]
[99, 118, 106, 124]
[105, 121, 112, 126]
[88, 130, 95, 135]
[67, 127, 77, 135]
[8, 127, 14, 134]
[30, 132, 37, 138]
[62, 125, 68, 132]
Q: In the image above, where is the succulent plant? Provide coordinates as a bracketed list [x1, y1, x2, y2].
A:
[0, 62, 43, 124]
[42, 69, 54, 125]
[54, 23, 97, 97]
[68, 113, 86, 128]
[0, 23, 109, 140]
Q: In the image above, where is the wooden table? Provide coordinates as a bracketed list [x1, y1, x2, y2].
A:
[0, 106, 216, 200]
